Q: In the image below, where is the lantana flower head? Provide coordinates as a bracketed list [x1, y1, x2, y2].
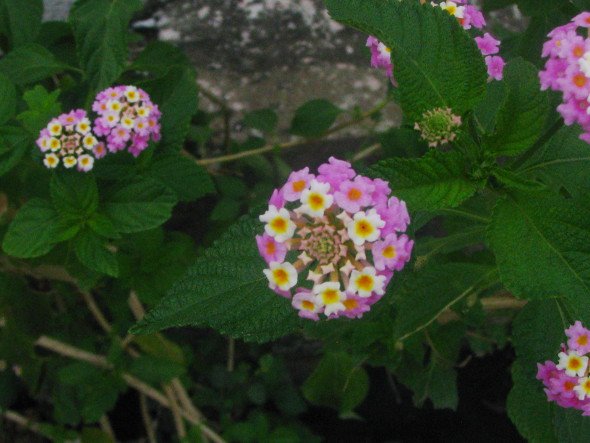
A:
[538, 321, 590, 415]
[414, 107, 462, 147]
[366, 1, 504, 82]
[36, 109, 100, 172]
[540, 13, 590, 144]
[257, 157, 413, 321]
[92, 85, 161, 157]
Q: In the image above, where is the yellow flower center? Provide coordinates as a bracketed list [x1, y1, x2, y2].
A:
[355, 220, 374, 238]
[382, 245, 397, 259]
[309, 193, 325, 211]
[302, 300, 315, 311]
[322, 289, 339, 304]
[272, 269, 289, 286]
[356, 275, 374, 291]
[270, 217, 287, 233]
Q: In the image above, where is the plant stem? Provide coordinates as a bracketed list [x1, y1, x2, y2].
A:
[2, 410, 44, 438]
[164, 385, 186, 438]
[437, 293, 527, 324]
[139, 393, 158, 443]
[194, 100, 389, 166]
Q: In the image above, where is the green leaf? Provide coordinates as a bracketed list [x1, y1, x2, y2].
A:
[74, 229, 118, 277]
[394, 262, 495, 341]
[554, 408, 590, 443]
[130, 217, 301, 342]
[0, 43, 69, 85]
[369, 150, 481, 211]
[517, 126, 590, 198]
[290, 99, 341, 137]
[17, 85, 62, 134]
[0, 73, 16, 125]
[147, 153, 215, 202]
[244, 109, 279, 133]
[488, 193, 590, 315]
[129, 41, 190, 76]
[69, 0, 142, 92]
[324, 0, 487, 119]
[0, 126, 31, 177]
[2, 198, 71, 258]
[50, 172, 99, 220]
[491, 167, 546, 191]
[474, 80, 507, 134]
[103, 177, 177, 233]
[486, 58, 549, 156]
[142, 66, 198, 151]
[302, 352, 369, 414]
[0, 0, 43, 49]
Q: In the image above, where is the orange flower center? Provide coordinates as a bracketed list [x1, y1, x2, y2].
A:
[574, 73, 587, 88]
[302, 300, 315, 311]
[270, 217, 287, 233]
[273, 269, 288, 286]
[347, 188, 362, 201]
[344, 299, 359, 310]
[574, 46, 585, 58]
[357, 275, 373, 291]
[292, 180, 306, 192]
[578, 335, 589, 346]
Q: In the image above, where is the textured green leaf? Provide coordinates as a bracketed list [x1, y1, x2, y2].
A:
[290, 99, 341, 137]
[302, 352, 369, 414]
[142, 66, 198, 152]
[324, 0, 487, 119]
[0, 43, 69, 85]
[518, 126, 590, 198]
[147, 153, 215, 202]
[74, 229, 118, 277]
[554, 408, 590, 443]
[69, 0, 142, 92]
[474, 81, 507, 134]
[486, 58, 549, 156]
[0, 0, 43, 49]
[103, 177, 176, 234]
[17, 85, 62, 134]
[394, 262, 495, 341]
[491, 167, 546, 191]
[488, 193, 590, 314]
[369, 150, 480, 211]
[0, 126, 30, 177]
[130, 217, 301, 342]
[2, 199, 70, 258]
[0, 73, 16, 125]
[50, 172, 99, 220]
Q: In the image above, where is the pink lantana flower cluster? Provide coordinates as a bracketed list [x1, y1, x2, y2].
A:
[36, 86, 161, 171]
[540, 13, 590, 143]
[93, 86, 161, 157]
[537, 321, 590, 415]
[36, 109, 102, 172]
[366, 0, 504, 83]
[257, 157, 413, 321]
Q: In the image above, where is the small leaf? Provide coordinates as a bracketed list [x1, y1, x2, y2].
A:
[2, 199, 71, 258]
[290, 99, 341, 137]
[244, 109, 278, 133]
[486, 58, 549, 156]
[69, 0, 142, 93]
[369, 150, 481, 211]
[74, 229, 119, 277]
[103, 177, 177, 233]
[17, 85, 62, 134]
[0, 43, 69, 85]
[302, 352, 369, 414]
[130, 217, 301, 342]
[128, 355, 185, 384]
